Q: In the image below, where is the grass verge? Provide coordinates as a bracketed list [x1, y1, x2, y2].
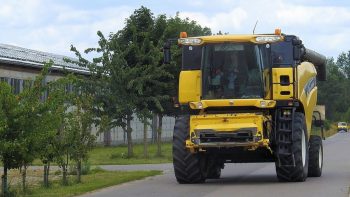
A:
[15, 170, 161, 197]
[88, 142, 172, 165]
[31, 142, 172, 166]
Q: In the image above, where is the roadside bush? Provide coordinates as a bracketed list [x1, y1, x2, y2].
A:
[324, 119, 331, 130]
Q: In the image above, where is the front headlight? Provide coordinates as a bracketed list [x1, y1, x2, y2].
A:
[255, 36, 282, 43]
[178, 38, 202, 45]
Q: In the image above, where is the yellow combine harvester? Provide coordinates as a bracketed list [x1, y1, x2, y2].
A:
[163, 29, 326, 183]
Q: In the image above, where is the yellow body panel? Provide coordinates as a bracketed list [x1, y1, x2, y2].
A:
[272, 68, 294, 100]
[178, 70, 201, 104]
[190, 113, 263, 132]
[297, 62, 318, 134]
[270, 63, 317, 134]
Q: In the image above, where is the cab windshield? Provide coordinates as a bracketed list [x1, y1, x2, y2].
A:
[202, 43, 264, 99]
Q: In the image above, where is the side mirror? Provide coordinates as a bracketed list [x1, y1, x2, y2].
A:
[293, 46, 301, 61]
[163, 42, 171, 64]
[292, 38, 305, 61]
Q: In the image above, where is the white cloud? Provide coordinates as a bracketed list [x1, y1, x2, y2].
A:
[187, 0, 204, 7]
[276, 5, 350, 26]
[179, 7, 248, 33]
[0, 0, 134, 59]
[0, 0, 48, 27]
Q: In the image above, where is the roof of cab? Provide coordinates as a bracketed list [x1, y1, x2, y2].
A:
[185, 34, 283, 44]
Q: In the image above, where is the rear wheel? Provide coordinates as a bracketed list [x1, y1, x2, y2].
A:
[308, 135, 323, 177]
[173, 115, 206, 184]
[275, 112, 309, 182]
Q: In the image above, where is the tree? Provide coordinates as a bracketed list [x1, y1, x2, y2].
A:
[70, 31, 136, 157]
[337, 51, 350, 79]
[65, 77, 96, 183]
[117, 6, 159, 158]
[70, 7, 167, 158]
[318, 56, 350, 121]
[0, 63, 57, 193]
[69, 6, 212, 159]
[15, 63, 58, 191]
[36, 73, 78, 187]
[0, 82, 20, 196]
[122, 8, 174, 158]
[119, 9, 212, 157]
[38, 77, 69, 187]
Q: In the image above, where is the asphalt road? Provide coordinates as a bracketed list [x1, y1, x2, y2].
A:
[83, 132, 350, 197]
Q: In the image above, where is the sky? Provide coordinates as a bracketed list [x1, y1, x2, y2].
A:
[1, 0, 350, 59]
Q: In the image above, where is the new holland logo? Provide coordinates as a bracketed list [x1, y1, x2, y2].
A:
[304, 77, 316, 96]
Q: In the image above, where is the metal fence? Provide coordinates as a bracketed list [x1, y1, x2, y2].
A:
[93, 116, 175, 146]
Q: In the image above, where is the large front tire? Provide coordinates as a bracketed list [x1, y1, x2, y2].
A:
[308, 135, 323, 177]
[173, 116, 206, 184]
[275, 112, 309, 182]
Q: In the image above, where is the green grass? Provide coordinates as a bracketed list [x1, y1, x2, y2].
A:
[19, 170, 161, 197]
[31, 142, 172, 166]
[88, 142, 172, 165]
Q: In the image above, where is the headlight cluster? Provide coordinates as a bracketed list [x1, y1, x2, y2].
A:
[178, 38, 202, 45]
[255, 36, 282, 43]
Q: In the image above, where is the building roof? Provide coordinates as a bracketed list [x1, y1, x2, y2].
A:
[0, 43, 90, 75]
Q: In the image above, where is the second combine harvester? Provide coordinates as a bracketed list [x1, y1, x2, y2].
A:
[164, 29, 326, 183]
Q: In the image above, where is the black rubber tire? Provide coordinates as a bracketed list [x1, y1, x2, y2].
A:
[207, 164, 222, 179]
[275, 112, 309, 182]
[308, 135, 323, 177]
[173, 115, 206, 184]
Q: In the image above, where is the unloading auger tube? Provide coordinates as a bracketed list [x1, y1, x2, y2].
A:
[304, 48, 327, 81]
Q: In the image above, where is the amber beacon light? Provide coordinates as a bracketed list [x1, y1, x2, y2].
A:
[180, 32, 188, 38]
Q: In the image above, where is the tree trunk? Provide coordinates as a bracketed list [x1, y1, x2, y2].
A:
[62, 152, 69, 185]
[77, 160, 82, 183]
[156, 114, 163, 157]
[62, 164, 68, 186]
[143, 119, 148, 158]
[22, 164, 27, 192]
[47, 163, 50, 186]
[126, 115, 134, 158]
[152, 113, 158, 143]
[43, 164, 47, 187]
[2, 164, 8, 196]
[103, 130, 111, 147]
[43, 162, 50, 187]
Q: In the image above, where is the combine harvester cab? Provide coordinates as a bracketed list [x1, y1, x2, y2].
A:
[164, 29, 326, 183]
